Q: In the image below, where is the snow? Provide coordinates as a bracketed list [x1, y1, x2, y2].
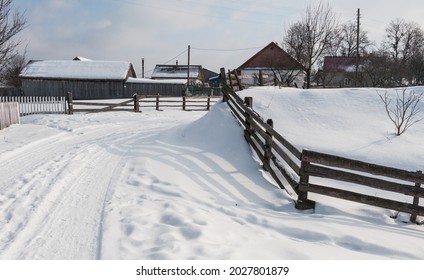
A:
[126, 77, 187, 84]
[1, 87, 424, 260]
[19, 60, 133, 80]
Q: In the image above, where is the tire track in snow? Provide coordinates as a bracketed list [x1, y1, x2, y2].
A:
[0, 112, 208, 259]
[0, 142, 117, 259]
[0, 123, 148, 259]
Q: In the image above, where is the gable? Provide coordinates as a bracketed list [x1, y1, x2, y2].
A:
[238, 42, 304, 70]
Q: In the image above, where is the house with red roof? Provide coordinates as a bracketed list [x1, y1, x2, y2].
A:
[237, 42, 305, 88]
[323, 56, 371, 87]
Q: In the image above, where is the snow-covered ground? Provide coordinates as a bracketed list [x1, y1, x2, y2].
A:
[1, 86, 424, 260]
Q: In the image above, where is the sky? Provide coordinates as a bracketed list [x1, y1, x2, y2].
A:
[12, 0, 424, 77]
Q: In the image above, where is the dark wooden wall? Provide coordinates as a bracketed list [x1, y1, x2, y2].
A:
[124, 82, 185, 97]
[20, 79, 187, 99]
[21, 79, 126, 99]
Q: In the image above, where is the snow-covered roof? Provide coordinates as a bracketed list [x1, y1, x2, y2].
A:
[126, 78, 186, 84]
[20, 60, 136, 80]
[151, 65, 202, 79]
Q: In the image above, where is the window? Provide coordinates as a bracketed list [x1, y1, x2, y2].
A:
[344, 78, 352, 87]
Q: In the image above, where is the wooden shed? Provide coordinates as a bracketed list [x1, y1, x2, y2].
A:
[19, 60, 137, 99]
[125, 78, 186, 97]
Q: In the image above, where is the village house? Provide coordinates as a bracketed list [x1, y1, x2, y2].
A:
[323, 56, 357, 87]
[237, 42, 305, 88]
[151, 64, 205, 85]
[322, 56, 372, 88]
[20, 59, 137, 99]
[151, 63, 220, 95]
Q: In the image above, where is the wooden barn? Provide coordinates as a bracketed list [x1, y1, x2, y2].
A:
[19, 59, 137, 99]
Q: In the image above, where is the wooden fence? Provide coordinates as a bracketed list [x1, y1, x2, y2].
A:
[0, 96, 67, 116]
[67, 92, 219, 114]
[299, 150, 424, 222]
[220, 67, 424, 224]
[0, 102, 20, 130]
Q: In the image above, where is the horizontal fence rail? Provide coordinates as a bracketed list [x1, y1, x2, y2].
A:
[67, 92, 219, 114]
[0, 96, 67, 116]
[220, 67, 423, 224]
[0, 102, 20, 130]
[298, 150, 424, 223]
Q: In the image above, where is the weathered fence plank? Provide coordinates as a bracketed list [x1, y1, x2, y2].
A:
[299, 183, 424, 216]
[304, 164, 424, 197]
[0, 102, 20, 130]
[299, 149, 424, 223]
[302, 149, 423, 183]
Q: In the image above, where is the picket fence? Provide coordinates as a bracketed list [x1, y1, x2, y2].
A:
[0, 96, 67, 116]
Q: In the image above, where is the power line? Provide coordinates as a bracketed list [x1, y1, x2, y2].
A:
[191, 46, 263, 52]
[144, 48, 188, 74]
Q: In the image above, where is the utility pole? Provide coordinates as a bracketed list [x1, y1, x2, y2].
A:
[355, 8, 360, 87]
[142, 58, 145, 78]
[186, 45, 190, 95]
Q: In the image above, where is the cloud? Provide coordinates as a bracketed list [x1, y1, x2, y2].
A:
[94, 19, 112, 30]
[47, 0, 74, 11]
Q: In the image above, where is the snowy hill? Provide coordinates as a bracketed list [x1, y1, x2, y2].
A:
[0, 87, 424, 260]
[238, 86, 424, 171]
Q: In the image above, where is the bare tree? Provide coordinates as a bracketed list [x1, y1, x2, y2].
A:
[362, 52, 392, 87]
[377, 88, 423, 136]
[382, 19, 424, 86]
[337, 21, 373, 57]
[283, 1, 339, 88]
[0, 0, 26, 74]
[1, 49, 26, 87]
[408, 52, 424, 85]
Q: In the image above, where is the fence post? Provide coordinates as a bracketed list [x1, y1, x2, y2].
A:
[259, 70, 264, 86]
[133, 93, 140, 112]
[182, 96, 186, 111]
[233, 69, 243, 91]
[244, 97, 253, 141]
[263, 119, 273, 171]
[228, 69, 234, 90]
[206, 93, 211, 110]
[66, 92, 74, 115]
[156, 93, 160, 110]
[220, 67, 230, 102]
[410, 170, 423, 224]
[295, 152, 316, 210]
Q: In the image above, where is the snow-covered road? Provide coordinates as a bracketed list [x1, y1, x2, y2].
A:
[0, 110, 205, 259]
